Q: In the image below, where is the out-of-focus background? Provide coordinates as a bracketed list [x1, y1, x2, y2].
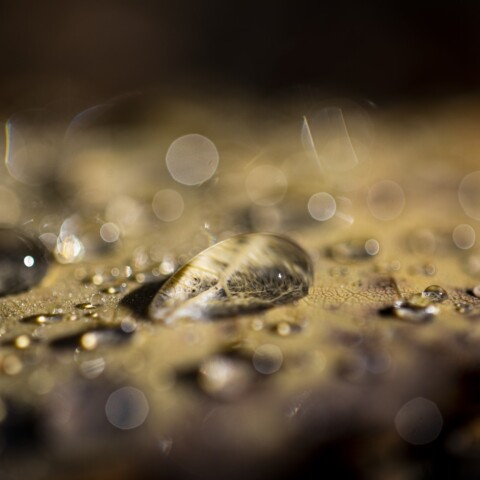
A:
[0, 1, 479, 110]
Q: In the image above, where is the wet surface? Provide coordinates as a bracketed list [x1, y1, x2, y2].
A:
[0, 96, 480, 478]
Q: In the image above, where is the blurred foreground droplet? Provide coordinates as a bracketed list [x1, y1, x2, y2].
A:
[105, 386, 149, 430]
[395, 397, 443, 445]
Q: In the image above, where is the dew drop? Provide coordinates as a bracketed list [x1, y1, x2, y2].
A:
[381, 298, 439, 323]
[0, 227, 49, 296]
[21, 313, 63, 325]
[422, 285, 448, 303]
[148, 233, 313, 322]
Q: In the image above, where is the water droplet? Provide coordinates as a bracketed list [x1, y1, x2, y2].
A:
[105, 386, 149, 430]
[21, 313, 63, 325]
[50, 325, 134, 350]
[148, 233, 313, 322]
[101, 283, 127, 295]
[422, 285, 448, 303]
[166, 134, 219, 186]
[395, 397, 443, 445]
[198, 355, 255, 400]
[252, 344, 283, 374]
[245, 165, 288, 206]
[381, 298, 439, 323]
[152, 189, 184, 222]
[453, 224, 476, 250]
[0, 227, 49, 296]
[472, 285, 480, 298]
[367, 180, 405, 221]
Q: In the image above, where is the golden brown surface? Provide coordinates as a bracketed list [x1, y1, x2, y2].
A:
[1, 96, 480, 479]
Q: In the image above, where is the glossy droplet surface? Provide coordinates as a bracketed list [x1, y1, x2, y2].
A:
[0, 227, 49, 296]
[149, 233, 313, 322]
[422, 285, 448, 303]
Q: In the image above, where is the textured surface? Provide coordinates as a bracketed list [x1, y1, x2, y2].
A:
[1, 97, 480, 479]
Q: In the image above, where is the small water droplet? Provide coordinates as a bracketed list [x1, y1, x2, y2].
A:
[381, 298, 439, 323]
[101, 283, 127, 295]
[50, 325, 134, 350]
[75, 303, 97, 311]
[0, 227, 49, 296]
[21, 313, 63, 325]
[422, 285, 448, 303]
[149, 233, 313, 322]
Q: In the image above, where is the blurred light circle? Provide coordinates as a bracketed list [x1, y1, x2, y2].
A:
[367, 180, 405, 220]
[252, 344, 283, 375]
[105, 386, 149, 430]
[365, 238, 380, 255]
[395, 397, 443, 445]
[452, 224, 475, 250]
[459, 171, 480, 220]
[245, 165, 288, 206]
[166, 134, 219, 186]
[100, 222, 120, 243]
[152, 189, 184, 222]
[308, 192, 337, 221]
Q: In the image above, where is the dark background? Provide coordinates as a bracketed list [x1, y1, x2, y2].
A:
[0, 1, 479, 110]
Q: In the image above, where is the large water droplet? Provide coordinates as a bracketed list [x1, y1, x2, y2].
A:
[0, 227, 49, 296]
[148, 233, 313, 322]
